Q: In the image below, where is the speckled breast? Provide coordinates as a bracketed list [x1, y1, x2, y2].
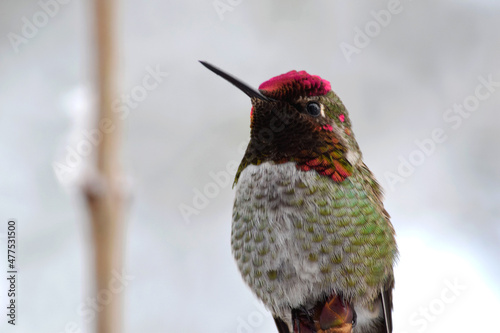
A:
[231, 162, 396, 314]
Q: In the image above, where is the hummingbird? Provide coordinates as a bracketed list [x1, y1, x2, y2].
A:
[200, 61, 397, 333]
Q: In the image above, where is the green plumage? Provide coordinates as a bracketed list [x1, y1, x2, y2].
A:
[199, 61, 397, 333]
[232, 162, 396, 309]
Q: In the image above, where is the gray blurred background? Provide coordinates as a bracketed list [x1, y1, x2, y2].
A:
[1, 0, 499, 332]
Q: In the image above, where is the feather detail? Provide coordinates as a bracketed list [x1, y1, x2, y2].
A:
[259, 70, 331, 100]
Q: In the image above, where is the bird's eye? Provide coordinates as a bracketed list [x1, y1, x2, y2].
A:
[306, 102, 321, 117]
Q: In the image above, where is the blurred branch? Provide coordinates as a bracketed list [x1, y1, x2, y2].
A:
[83, 1, 125, 333]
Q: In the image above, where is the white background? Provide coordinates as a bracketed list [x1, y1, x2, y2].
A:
[1, 1, 499, 332]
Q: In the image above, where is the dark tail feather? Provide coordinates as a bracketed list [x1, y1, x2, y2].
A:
[380, 286, 393, 333]
[274, 316, 290, 333]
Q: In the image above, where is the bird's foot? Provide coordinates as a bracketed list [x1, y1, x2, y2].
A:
[292, 293, 355, 333]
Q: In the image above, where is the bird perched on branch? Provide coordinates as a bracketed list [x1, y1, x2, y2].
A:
[201, 61, 397, 333]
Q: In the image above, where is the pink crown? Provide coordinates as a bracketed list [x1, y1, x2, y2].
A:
[259, 70, 331, 100]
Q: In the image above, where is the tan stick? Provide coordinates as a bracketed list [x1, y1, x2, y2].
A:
[85, 1, 124, 332]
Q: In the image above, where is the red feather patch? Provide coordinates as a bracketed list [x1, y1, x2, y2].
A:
[258, 70, 331, 100]
[295, 154, 352, 183]
[323, 124, 333, 132]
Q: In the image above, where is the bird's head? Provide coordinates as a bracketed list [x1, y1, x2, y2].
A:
[200, 61, 362, 185]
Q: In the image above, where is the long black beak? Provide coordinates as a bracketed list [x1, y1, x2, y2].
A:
[199, 61, 274, 102]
